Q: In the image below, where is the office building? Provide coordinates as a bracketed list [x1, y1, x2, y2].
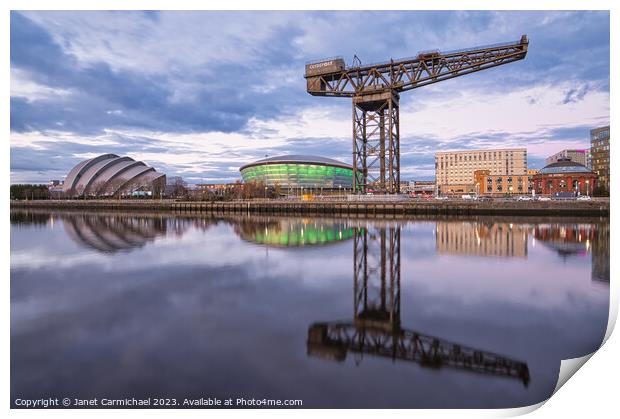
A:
[590, 125, 610, 193]
[435, 148, 527, 195]
[545, 149, 588, 167]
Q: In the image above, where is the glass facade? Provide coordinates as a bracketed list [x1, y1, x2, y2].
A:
[240, 163, 353, 189]
[590, 125, 610, 192]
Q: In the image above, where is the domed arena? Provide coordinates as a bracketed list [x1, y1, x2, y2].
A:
[62, 154, 166, 197]
[239, 155, 353, 192]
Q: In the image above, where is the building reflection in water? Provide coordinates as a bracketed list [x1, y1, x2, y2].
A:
[534, 223, 609, 282]
[10, 210, 217, 254]
[63, 214, 169, 253]
[435, 221, 528, 258]
[233, 217, 355, 247]
[62, 213, 217, 254]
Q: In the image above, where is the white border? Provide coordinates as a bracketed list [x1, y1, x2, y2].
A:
[3, 1, 617, 418]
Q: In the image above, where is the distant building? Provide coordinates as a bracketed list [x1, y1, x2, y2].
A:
[532, 159, 598, 196]
[545, 149, 588, 166]
[410, 180, 435, 196]
[474, 170, 530, 195]
[196, 183, 243, 196]
[590, 125, 610, 193]
[399, 181, 411, 193]
[435, 148, 527, 195]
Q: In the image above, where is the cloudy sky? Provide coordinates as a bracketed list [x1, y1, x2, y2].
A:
[10, 10, 609, 184]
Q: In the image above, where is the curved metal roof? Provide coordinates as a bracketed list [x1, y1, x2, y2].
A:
[64, 154, 119, 191]
[62, 154, 164, 196]
[240, 155, 352, 171]
[540, 159, 593, 175]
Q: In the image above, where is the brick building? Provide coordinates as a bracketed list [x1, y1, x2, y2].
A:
[532, 159, 598, 196]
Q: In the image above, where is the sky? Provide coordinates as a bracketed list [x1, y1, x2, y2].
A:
[10, 10, 610, 184]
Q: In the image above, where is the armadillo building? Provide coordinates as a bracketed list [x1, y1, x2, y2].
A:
[239, 155, 353, 191]
[62, 154, 166, 197]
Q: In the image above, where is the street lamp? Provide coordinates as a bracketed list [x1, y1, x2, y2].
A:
[264, 186, 268, 199]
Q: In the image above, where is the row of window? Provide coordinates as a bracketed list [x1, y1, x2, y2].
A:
[486, 185, 529, 192]
[436, 152, 526, 162]
[486, 177, 526, 183]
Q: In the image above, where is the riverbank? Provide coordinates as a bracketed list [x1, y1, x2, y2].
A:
[10, 198, 610, 217]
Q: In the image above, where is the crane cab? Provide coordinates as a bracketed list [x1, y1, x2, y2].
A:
[305, 58, 346, 95]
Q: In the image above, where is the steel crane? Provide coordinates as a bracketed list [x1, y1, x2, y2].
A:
[304, 35, 529, 194]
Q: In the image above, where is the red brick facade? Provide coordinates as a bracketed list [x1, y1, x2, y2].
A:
[532, 172, 597, 196]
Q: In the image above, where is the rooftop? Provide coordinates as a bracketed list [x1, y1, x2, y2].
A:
[540, 159, 593, 175]
[240, 155, 352, 171]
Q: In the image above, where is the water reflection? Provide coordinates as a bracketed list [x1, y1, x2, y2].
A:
[63, 214, 168, 253]
[10, 210, 610, 408]
[10, 211, 52, 226]
[306, 224, 530, 385]
[436, 222, 528, 258]
[234, 217, 355, 247]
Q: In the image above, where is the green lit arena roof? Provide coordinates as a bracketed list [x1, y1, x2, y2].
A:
[239, 155, 352, 171]
[239, 155, 353, 189]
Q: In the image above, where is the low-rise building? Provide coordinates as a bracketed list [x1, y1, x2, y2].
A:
[410, 180, 436, 196]
[474, 170, 530, 195]
[196, 183, 243, 196]
[532, 159, 598, 196]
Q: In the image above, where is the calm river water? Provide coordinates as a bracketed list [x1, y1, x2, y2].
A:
[10, 210, 609, 408]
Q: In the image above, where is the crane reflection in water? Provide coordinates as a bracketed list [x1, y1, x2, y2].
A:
[308, 222, 530, 386]
[235, 216, 530, 386]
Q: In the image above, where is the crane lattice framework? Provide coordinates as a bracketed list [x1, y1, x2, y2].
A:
[304, 35, 529, 194]
[307, 224, 530, 385]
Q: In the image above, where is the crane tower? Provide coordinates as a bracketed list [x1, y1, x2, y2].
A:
[304, 35, 529, 194]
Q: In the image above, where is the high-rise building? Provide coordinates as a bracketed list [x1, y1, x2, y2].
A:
[435, 148, 527, 195]
[590, 125, 610, 193]
[545, 149, 587, 166]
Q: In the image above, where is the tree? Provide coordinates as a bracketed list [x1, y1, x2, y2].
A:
[10, 184, 50, 200]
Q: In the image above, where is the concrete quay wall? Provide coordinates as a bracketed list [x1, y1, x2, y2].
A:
[10, 199, 610, 217]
